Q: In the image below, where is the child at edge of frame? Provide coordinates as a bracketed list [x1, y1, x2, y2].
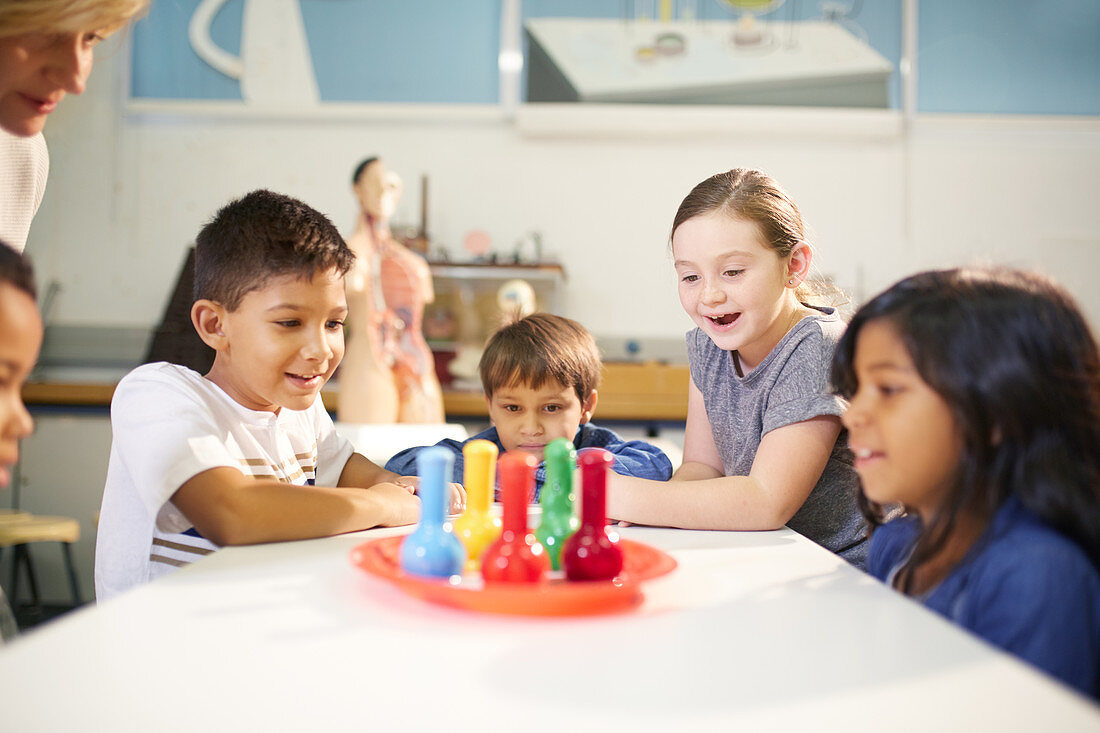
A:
[833, 266, 1100, 700]
[0, 239, 44, 640]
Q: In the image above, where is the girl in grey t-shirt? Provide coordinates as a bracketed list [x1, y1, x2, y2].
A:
[606, 169, 866, 566]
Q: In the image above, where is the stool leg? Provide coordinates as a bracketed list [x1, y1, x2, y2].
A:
[10, 543, 22, 606]
[61, 542, 82, 607]
[17, 544, 41, 608]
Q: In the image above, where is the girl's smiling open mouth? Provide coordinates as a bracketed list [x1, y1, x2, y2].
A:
[851, 446, 886, 470]
[708, 312, 740, 327]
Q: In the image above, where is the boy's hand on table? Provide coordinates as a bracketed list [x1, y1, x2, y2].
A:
[366, 482, 422, 526]
[394, 476, 419, 494]
[449, 482, 467, 515]
[398, 475, 467, 516]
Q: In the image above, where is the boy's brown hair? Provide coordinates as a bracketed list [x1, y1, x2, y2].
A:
[193, 189, 354, 311]
[479, 313, 601, 404]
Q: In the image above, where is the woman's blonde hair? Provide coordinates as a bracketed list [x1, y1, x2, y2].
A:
[0, 0, 148, 36]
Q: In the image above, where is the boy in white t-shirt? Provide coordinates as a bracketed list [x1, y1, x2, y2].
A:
[95, 190, 456, 601]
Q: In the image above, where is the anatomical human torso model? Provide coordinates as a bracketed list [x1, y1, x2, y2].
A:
[338, 157, 445, 424]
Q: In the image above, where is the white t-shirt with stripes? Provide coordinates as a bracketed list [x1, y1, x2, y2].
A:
[94, 362, 354, 602]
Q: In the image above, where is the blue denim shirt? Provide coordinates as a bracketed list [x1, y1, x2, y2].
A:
[384, 422, 673, 502]
[869, 497, 1100, 699]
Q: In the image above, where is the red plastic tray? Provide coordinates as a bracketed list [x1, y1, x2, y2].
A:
[350, 535, 677, 616]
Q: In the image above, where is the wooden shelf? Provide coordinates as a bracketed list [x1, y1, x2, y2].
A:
[23, 362, 689, 422]
[427, 261, 565, 280]
[22, 382, 117, 406]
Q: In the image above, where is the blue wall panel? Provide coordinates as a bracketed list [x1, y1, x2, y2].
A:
[129, 0, 1098, 115]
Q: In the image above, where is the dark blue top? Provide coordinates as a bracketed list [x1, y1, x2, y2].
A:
[868, 497, 1100, 699]
[384, 422, 673, 502]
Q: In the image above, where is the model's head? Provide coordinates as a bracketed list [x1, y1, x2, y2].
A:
[351, 156, 401, 221]
[0, 0, 148, 136]
[834, 267, 1100, 575]
[479, 313, 601, 459]
[0, 239, 41, 487]
[194, 189, 353, 311]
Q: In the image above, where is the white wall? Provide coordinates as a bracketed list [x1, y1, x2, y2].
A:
[28, 52, 1100, 341]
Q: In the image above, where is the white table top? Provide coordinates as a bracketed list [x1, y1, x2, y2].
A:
[1, 523, 1097, 731]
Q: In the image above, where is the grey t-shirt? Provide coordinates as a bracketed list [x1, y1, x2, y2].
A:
[686, 306, 867, 567]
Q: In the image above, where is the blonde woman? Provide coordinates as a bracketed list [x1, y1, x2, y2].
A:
[0, 0, 147, 250]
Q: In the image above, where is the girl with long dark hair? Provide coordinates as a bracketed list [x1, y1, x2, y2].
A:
[833, 267, 1100, 698]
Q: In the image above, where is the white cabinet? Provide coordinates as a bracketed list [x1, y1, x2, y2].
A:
[425, 262, 566, 346]
[424, 262, 566, 388]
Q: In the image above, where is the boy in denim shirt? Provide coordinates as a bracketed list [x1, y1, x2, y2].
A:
[387, 313, 673, 500]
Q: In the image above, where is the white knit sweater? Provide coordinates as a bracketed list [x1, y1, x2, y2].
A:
[0, 130, 49, 252]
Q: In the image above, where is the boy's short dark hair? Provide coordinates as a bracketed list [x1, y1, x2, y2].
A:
[479, 313, 602, 404]
[193, 189, 354, 310]
[0, 239, 36, 300]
